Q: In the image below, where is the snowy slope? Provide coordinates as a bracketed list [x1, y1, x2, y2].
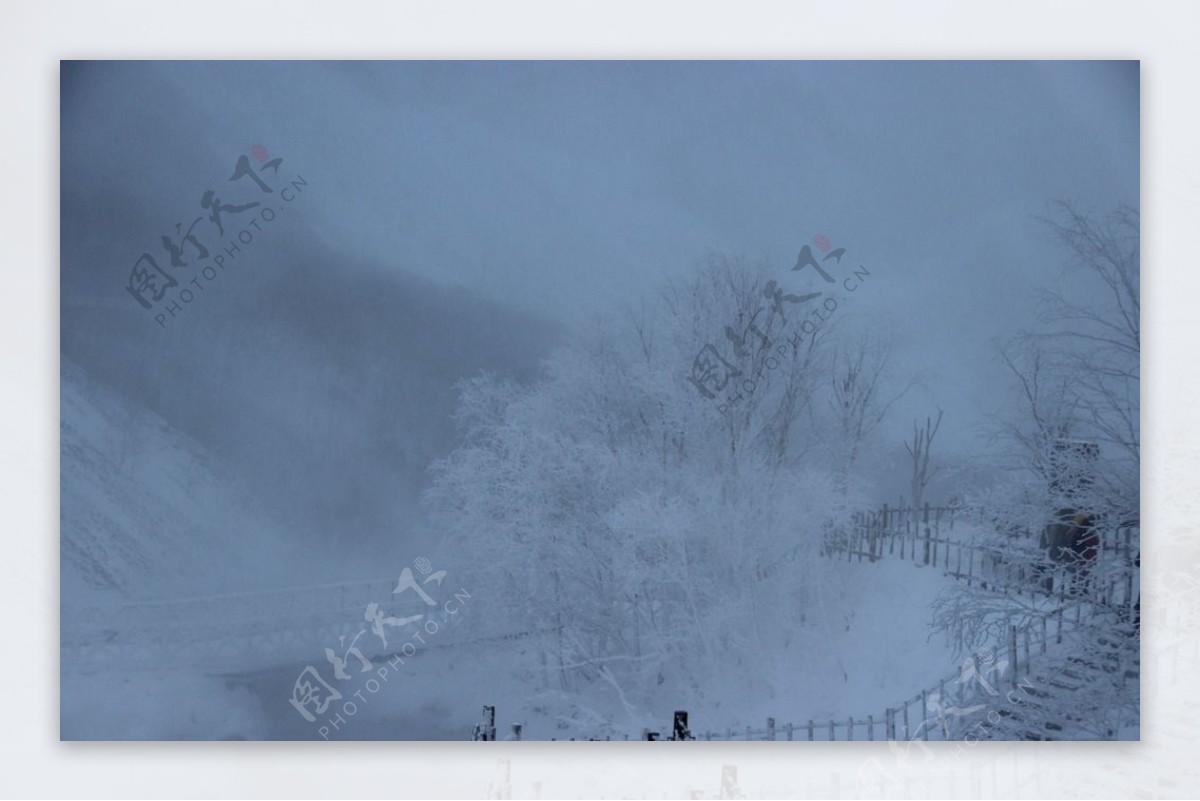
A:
[60, 359, 309, 605]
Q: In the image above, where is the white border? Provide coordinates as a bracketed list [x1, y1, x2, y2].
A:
[5, 0, 1198, 797]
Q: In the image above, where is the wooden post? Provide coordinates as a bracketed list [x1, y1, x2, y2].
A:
[786, 722, 794, 741]
[921, 691, 929, 740]
[1010, 626, 1019, 689]
[868, 714, 875, 741]
[767, 717, 776, 741]
[828, 719, 835, 741]
[807, 720, 814, 741]
[848, 716, 854, 741]
[482, 705, 496, 741]
[885, 708, 895, 740]
[1041, 615, 1048, 654]
[673, 710, 690, 741]
[903, 702, 910, 740]
[923, 502, 932, 565]
[877, 503, 888, 563]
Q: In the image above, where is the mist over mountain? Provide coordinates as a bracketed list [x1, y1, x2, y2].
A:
[62, 234, 560, 588]
[58, 61, 1139, 743]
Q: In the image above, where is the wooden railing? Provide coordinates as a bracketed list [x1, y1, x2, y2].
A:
[472, 503, 1141, 742]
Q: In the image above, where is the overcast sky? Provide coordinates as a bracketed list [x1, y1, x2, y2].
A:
[62, 60, 1138, 455]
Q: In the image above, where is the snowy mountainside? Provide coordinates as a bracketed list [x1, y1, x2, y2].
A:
[60, 359, 306, 605]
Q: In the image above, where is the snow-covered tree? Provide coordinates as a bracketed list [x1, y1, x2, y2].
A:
[826, 330, 909, 498]
[424, 253, 890, 721]
[991, 202, 1139, 527]
[905, 408, 944, 510]
[932, 203, 1140, 740]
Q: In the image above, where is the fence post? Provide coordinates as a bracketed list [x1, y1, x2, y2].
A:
[673, 710, 690, 741]
[921, 691, 929, 740]
[481, 705, 496, 741]
[807, 720, 814, 741]
[923, 502, 932, 565]
[939, 680, 946, 734]
[876, 503, 888, 562]
[848, 716, 854, 741]
[767, 717, 776, 741]
[828, 720, 835, 741]
[786, 722, 794, 741]
[1010, 626, 1019, 689]
[886, 708, 895, 740]
[868, 714, 874, 741]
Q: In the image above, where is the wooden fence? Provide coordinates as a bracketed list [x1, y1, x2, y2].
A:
[473, 607, 1127, 742]
[836, 503, 1139, 615]
[470, 503, 1140, 742]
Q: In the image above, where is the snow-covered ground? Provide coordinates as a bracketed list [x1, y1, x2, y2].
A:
[64, 553, 960, 740]
[60, 360, 309, 602]
[395, 549, 960, 742]
[58, 356, 1132, 741]
[61, 360, 320, 739]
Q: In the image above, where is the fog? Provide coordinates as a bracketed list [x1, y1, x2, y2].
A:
[60, 60, 1138, 740]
